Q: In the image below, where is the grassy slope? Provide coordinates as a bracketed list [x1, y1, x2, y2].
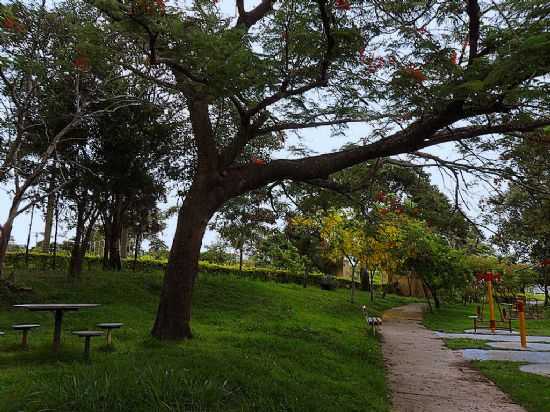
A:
[0, 269, 414, 412]
[423, 302, 550, 412]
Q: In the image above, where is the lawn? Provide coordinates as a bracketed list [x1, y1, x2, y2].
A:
[423, 302, 550, 336]
[0, 268, 414, 412]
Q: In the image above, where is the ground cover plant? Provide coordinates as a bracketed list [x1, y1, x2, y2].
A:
[0, 268, 415, 412]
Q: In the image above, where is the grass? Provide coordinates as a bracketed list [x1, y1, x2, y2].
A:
[0, 268, 416, 412]
[423, 302, 550, 336]
[443, 338, 490, 350]
[473, 361, 550, 412]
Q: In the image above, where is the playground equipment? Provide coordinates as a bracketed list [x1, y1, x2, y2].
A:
[475, 271, 502, 333]
[517, 297, 527, 349]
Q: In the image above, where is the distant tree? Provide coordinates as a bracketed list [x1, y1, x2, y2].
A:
[200, 242, 236, 265]
[211, 191, 277, 272]
[485, 130, 550, 304]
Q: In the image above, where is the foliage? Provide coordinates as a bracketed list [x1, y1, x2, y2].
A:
[200, 242, 236, 265]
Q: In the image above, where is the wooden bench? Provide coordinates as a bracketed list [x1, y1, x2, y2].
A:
[362, 305, 382, 335]
[72, 331, 104, 360]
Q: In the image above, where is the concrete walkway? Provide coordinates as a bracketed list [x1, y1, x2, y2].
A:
[381, 303, 526, 412]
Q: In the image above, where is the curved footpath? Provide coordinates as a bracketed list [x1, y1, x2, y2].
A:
[381, 303, 526, 412]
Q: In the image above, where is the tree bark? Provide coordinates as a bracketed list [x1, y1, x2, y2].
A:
[106, 198, 124, 271]
[350, 264, 356, 303]
[151, 180, 222, 340]
[0, 220, 14, 279]
[544, 272, 549, 307]
[120, 225, 129, 259]
[69, 205, 85, 279]
[42, 189, 55, 253]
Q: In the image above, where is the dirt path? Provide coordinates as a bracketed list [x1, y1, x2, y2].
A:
[381, 303, 526, 412]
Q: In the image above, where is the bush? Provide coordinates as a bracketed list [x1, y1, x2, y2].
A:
[4, 253, 360, 290]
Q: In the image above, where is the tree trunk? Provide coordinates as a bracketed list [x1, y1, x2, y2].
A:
[0, 220, 14, 279]
[52, 195, 59, 270]
[106, 200, 123, 271]
[42, 190, 55, 253]
[369, 270, 375, 302]
[360, 267, 370, 291]
[151, 182, 220, 340]
[238, 247, 243, 273]
[544, 272, 549, 307]
[350, 265, 356, 303]
[68, 203, 86, 278]
[24, 204, 35, 267]
[303, 263, 308, 288]
[102, 222, 110, 269]
[120, 225, 129, 259]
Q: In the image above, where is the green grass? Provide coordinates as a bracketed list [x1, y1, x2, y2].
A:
[473, 361, 550, 412]
[423, 303, 550, 336]
[443, 338, 490, 350]
[0, 268, 415, 412]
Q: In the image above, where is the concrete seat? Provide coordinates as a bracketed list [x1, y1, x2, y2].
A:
[96, 323, 124, 345]
[12, 324, 40, 348]
[72, 331, 104, 360]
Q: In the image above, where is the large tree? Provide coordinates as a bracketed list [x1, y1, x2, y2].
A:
[88, 0, 550, 339]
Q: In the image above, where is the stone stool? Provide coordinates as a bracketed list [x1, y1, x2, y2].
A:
[72, 331, 104, 360]
[12, 324, 40, 349]
[96, 323, 124, 346]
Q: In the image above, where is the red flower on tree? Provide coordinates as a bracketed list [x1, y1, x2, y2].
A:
[2, 16, 16, 30]
[74, 54, 90, 72]
[450, 50, 458, 65]
[251, 158, 267, 166]
[335, 0, 351, 11]
[404, 66, 427, 82]
[375, 191, 386, 202]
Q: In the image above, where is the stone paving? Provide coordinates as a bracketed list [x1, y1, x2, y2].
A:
[435, 331, 550, 343]
[519, 364, 550, 377]
[488, 341, 550, 351]
[463, 348, 550, 363]
[439, 330, 550, 378]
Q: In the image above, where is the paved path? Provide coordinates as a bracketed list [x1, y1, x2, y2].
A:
[381, 303, 526, 412]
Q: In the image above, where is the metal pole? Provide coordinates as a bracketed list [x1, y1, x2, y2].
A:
[518, 298, 527, 348]
[487, 278, 496, 332]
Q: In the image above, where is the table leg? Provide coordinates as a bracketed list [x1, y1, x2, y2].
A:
[84, 337, 91, 360]
[53, 310, 63, 352]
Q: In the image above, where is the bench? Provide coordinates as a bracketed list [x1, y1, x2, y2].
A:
[72, 331, 104, 360]
[96, 323, 124, 346]
[362, 305, 382, 335]
[12, 324, 40, 349]
[469, 314, 512, 333]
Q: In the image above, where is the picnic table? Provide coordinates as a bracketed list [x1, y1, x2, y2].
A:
[13, 304, 100, 352]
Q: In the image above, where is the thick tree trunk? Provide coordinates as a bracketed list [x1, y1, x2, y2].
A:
[42, 190, 55, 253]
[151, 182, 220, 340]
[0, 220, 14, 279]
[106, 199, 123, 271]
